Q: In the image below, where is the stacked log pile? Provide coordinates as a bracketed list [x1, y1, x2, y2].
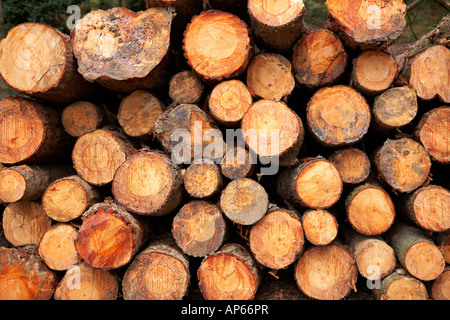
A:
[0, 0, 449, 301]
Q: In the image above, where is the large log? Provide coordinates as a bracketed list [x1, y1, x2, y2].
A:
[0, 97, 70, 165]
[0, 23, 95, 104]
[430, 267, 450, 300]
[71, 7, 174, 93]
[373, 268, 428, 300]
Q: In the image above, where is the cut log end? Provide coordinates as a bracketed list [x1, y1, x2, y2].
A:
[376, 269, 428, 300]
[301, 209, 338, 245]
[62, 101, 106, 138]
[183, 162, 223, 199]
[249, 209, 305, 270]
[169, 70, 203, 105]
[306, 85, 371, 147]
[329, 148, 370, 184]
[431, 269, 450, 300]
[404, 241, 445, 281]
[183, 10, 252, 82]
[0, 168, 26, 203]
[220, 145, 256, 180]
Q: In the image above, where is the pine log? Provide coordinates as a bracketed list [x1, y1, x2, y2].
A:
[415, 106, 450, 164]
[241, 99, 304, 167]
[329, 147, 370, 184]
[2, 201, 52, 247]
[277, 157, 343, 209]
[54, 262, 119, 300]
[197, 243, 260, 300]
[172, 201, 227, 257]
[112, 149, 183, 216]
[436, 231, 450, 264]
[0, 97, 70, 165]
[0, 164, 73, 203]
[402, 184, 450, 233]
[292, 28, 347, 89]
[75, 199, 148, 270]
[351, 50, 398, 96]
[72, 127, 136, 186]
[294, 241, 358, 300]
[0, 246, 58, 300]
[219, 177, 269, 225]
[37, 223, 80, 271]
[182, 162, 223, 199]
[372, 86, 418, 132]
[208, 79, 252, 127]
[325, 0, 407, 49]
[42, 175, 101, 222]
[345, 183, 396, 236]
[246, 52, 295, 101]
[220, 144, 256, 180]
[430, 267, 450, 300]
[306, 85, 371, 147]
[409, 45, 450, 103]
[0, 23, 95, 105]
[169, 70, 204, 105]
[343, 226, 396, 281]
[301, 209, 338, 246]
[374, 138, 431, 193]
[386, 222, 445, 281]
[117, 90, 164, 139]
[248, 0, 306, 53]
[373, 268, 428, 300]
[154, 103, 226, 164]
[71, 7, 174, 93]
[183, 10, 253, 82]
[249, 207, 305, 270]
[62, 101, 109, 138]
[122, 235, 190, 300]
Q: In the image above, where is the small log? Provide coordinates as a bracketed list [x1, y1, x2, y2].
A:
[0, 23, 95, 104]
[329, 147, 370, 184]
[0, 246, 58, 300]
[172, 201, 227, 257]
[117, 90, 164, 139]
[75, 199, 148, 270]
[54, 263, 119, 300]
[374, 138, 432, 193]
[2, 200, 52, 247]
[241, 99, 304, 166]
[436, 231, 450, 264]
[343, 226, 396, 281]
[248, 0, 306, 53]
[42, 175, 101, 223]
[277, 157, 343, 209]
[72, 128, 136, 186]
[71, 7, 174, 93]
[325, 0, 407, 49]
[372, 86, 418, 132]
[409, 45, 450, 103]
[246, 52, 295, 101]
[415, 106, 450, 164]
[402, 184, 450, 233]
[430, 267, 450, 300]
[122, 235, 190, 300]
[292, 28, 347, 89]
[351, 50, 398, 96]
[154, 103, 226, 164]
[37, 223, 80, 271]
[249, 207, 305, 270]
[182, 162, 223, 199]
[112, 149, 183, 216]
[386, 222, 445, 281]
[220, 144, 256, 180]
[373, 268, 428, 300]
[301, 209, 338, 246]
[306, 85, 371, 147]
[62, 101, 109, 138]
[219, 177, 269, 225]
[197, 243, 260, 300]
[0, 164, 73, 203]
[294, 241, 358, 300]
[345, 183, 396, 236]
[169, 70, 203, 105]
[0, 97, 70, 165]
[208, 79, 252, 127]
[183, 10, 253, 82]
